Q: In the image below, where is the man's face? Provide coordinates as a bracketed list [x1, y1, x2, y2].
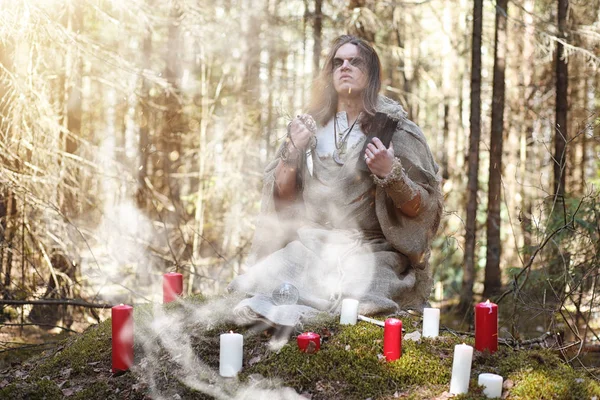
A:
[332, 43, 368, 97]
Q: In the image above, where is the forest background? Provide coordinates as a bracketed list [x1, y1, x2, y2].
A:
[0, 0, 599, 365]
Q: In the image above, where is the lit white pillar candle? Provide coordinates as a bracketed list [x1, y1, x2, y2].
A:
[219, 332, 243, 377]
[339, 299, 359, 325]
[449, 343, 473, 395]
[422, 308, 440, 338]
[478, 373, 503, 398]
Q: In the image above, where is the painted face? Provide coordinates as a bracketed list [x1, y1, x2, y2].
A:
[332, 43, 368, 97]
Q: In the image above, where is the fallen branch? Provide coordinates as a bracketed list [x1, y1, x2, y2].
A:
[0, 322, 79, 333]
[0, 299, 114, 309]
[441, 327, 557, 349]
[0, 342, 57, 354]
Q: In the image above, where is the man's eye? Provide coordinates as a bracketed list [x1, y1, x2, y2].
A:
[350, 58, 363, 67]
[332, 59, 343, 69]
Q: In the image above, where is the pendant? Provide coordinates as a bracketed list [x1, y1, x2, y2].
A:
[333, 149, 344, 165]
[306, 150, 314, 176]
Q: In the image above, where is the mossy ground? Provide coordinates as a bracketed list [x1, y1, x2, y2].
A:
[1, 297, 599, 399]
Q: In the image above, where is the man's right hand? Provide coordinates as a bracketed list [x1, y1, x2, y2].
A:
[288, 114, 316, 151]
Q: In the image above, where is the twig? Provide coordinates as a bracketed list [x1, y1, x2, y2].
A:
[0, 323, 78, 334]
[0, 342, 57, 354]
[0, 299, 113, 309]
[357, 315, 385, 327]
[496, 197, 586, 305]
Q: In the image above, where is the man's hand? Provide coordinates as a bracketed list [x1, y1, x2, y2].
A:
[288, 114, 316, 151]
[365, 137, 394, 178]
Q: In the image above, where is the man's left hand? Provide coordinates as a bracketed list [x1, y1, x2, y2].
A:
[365, 137, 394, 178]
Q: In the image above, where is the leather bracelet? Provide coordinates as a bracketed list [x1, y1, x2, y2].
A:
[372, 158, 419, 206]
[281, 141, 301, 165]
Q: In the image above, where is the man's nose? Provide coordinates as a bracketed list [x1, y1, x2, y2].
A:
[341, 59, 351, 69]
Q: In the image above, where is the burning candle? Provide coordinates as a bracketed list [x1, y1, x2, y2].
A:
[339, 299, 359, 325]
[219, 332, 243, 377]
[449, 343, 473, 394]
[478, 373, 503, 398]
[422, 307, 440, 338]
[163, 272, 183, 304]
[383, 318, 402, 361]
[297, 332, 321, 353]
[111, 304, 134, 373]
[475, 300, 498, 353]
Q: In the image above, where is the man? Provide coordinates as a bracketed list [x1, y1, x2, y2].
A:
[228, 35, 442, 327]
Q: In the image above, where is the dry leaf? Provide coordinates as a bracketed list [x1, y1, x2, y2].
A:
[404, 331, 422, 342]
[305, 341, 318, 354]
[60, 368, 72, 379]
[14, 370, 28, 379]
[503, 379, 514, 389]
[431, 391, 454, 400]
[248, 356, 261, 366]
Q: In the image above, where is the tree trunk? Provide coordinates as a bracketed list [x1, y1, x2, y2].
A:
[579, 73, 588, 188]
[484, 0, 508, 298]
[0, 39, 16, 299]
[162, 2, 185, 211]
[519, 0, 536, 263]
[554, 0, 569, 199]
[313, 0, 323, 79]
[136, 0, 153, 210]
[459, 0, 483, 311]
[546, 0, 570, 304]
[1, 192, 16, 298]
[60, 2, 84, 217]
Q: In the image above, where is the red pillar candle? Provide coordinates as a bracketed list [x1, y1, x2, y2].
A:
[163, 272, 183, 303]
[297, 332, 321, 353]
[475, 300, 498, 353]
[383, 318, 402, 361]
[112, 304, 134, 373]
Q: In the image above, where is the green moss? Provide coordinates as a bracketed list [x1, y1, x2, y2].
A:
[14, 301, 600, 400]
[71, 381, 111, 400]
[243, 316, 466, 398]
[502, 352, 600, 399]
[0, 379, 63, 400]
[32, 320, 112, 379]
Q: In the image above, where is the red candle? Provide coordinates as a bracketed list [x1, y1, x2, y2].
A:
[383, 318, 402, 361]
[475, 300, 498, 353]
[163, 272, 183, 303]
[112, 304, 134, 373]
[297, 332, 320, 353]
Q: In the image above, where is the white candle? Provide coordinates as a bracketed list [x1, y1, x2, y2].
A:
[219, 332, 243, 377]
[449, 343, 473, 394]
[422, 307, 440, 338]
[478, 373, 503, 398]
[339, 299, 359, 325]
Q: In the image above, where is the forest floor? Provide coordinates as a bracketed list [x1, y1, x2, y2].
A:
[1, 296, 600, 400]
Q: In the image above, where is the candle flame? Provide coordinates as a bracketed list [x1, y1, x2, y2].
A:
[230, 330, 234, 334]
[348, 87, 352, 95]
[485, 299, 490, 304]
